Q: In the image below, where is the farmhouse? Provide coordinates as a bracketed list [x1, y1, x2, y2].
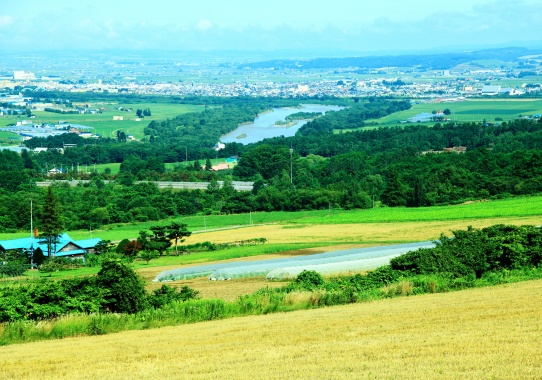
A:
[0, 233, 102, 260]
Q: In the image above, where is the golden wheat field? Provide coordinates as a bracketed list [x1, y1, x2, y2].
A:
[186, 216, 542, 245]
[2, 279, 541, 380]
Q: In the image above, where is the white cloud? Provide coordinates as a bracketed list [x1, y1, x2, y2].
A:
[197, 19, 212, 32]
[0, 16, 13, 28]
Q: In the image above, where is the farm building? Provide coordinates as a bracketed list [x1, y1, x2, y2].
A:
[0, 233, 102, 259]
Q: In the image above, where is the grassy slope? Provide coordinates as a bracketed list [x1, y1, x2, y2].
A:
[4, 197, 542, 299]
[1, 195, 536, 241]
[1, 279, 541, 379]
[53, 195, 542, 242]
[3, 195, 539, 287]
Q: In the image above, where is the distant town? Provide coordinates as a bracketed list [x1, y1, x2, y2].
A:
[1, 67, 539, 100]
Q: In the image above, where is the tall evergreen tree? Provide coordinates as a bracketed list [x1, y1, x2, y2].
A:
[205, 157, 213, 171]
[39, 186, 64, 257]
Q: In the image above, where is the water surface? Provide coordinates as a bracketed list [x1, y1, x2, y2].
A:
[220, 104, 344, 144]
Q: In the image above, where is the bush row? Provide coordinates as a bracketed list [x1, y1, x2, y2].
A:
[0, 260, 198, 323]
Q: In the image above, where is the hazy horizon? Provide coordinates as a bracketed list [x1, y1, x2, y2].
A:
[2, 0, 542, 59]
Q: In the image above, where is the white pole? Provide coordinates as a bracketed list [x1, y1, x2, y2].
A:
[290, 142, 293, 184]
[30, 200, 33, 268]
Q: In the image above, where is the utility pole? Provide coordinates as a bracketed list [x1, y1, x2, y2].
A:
[289, 142, 293, 184]
[30, 200, 34, 268]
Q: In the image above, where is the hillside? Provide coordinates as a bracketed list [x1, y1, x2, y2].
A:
[240, 47, 542, 70]
[2, 279, 541, 379]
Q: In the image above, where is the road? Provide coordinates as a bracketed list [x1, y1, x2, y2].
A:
[35, 180, 254, 191]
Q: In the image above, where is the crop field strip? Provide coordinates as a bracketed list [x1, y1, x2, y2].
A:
[366, 99, 542, 126]
[24, 194, 540, 242]
[2, 279, 541, 379]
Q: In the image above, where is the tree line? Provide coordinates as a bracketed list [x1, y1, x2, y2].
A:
[2, 99, 542, 233]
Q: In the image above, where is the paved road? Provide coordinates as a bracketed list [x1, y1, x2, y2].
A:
[36, 180, 254, 191]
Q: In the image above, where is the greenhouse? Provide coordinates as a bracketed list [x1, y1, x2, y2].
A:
[154, 241, 435, 282]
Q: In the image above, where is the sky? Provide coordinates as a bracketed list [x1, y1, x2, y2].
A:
[2, 0, 541, 56]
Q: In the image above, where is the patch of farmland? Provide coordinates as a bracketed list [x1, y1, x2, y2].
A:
[154, 241, 435, 281]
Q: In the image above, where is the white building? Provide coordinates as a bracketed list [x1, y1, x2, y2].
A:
[13, 71, 36, 81]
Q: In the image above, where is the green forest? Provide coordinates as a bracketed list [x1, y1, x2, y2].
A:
[1, 95, 542, 232]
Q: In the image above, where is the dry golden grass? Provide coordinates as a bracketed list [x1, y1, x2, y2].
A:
[2, 279, 541, 379]
[186, 216, 542, 245]
[134, 216, 542, 300]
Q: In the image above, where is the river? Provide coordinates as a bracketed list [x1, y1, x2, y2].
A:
[220, 104, 344, 145]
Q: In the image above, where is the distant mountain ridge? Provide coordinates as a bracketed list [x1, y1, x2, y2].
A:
[239, 47, 542, 70]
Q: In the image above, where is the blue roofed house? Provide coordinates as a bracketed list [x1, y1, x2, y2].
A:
[0, 233, 102, 260]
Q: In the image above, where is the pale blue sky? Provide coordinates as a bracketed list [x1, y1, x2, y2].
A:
[1, 0, 541, 55]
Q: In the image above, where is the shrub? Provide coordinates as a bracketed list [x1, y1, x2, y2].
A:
[390, 225, 542, 278]
[148, 285, 199, 309]
[39, 257, 84, 273]
[96, 260, 148, 314]
[0, 262, 29, 277]
[294, 270, 325, 290]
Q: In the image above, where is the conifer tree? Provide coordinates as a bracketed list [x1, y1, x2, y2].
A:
[39, 187, 64, 257]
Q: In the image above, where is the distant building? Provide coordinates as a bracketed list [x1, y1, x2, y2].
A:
[13, 70, 36, 81]
[297, 84, 309, 93]
[481, 85, 501, 95]
[214, 142, 225, 151]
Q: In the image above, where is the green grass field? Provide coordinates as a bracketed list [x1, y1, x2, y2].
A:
[92, 158, 228, 174]
[0, 131, 23, 146]
[2, 195, 539, 243]
[0, 103, 204, 139]
[364, 99, 542, 127]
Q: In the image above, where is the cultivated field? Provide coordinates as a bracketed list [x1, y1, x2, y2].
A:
[2, 279, 541, 379]
[367, 98, 542, 126]
[0, 103, 203, 139]
[51, 195, 542, 242]
[1, 195, 540, 293]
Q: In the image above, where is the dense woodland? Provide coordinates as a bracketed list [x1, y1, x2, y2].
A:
[2, 96, 542, 232]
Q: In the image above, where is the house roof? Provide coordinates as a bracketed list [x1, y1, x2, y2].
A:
[55, 249, 86, 257]
[74, 238, 102, 249]
[0, 233, 101, 257]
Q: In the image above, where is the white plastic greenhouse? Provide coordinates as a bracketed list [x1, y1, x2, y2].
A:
[153, 241, 435, 282]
